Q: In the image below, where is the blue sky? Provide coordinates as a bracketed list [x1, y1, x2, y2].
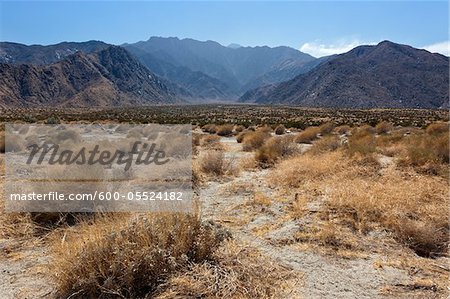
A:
[0, 1, 448, 57]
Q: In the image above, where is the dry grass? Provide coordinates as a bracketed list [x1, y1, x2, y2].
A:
[242, 131, 271, 151]
[269, 149, 449, 257]
[309, 135, 340, 155]
[334, 125, 351, 135]
[254, 135, 298, 167]
[318, 122, 335, 135]
[249, 192, 272, 207]
[375, 121, 393, 134]
[216, 124, 234, 136]
[197, 150, 239, 177]
[347, 127, 376, 156]
[154, 241, 296, 298]
[50, 213, 226, 298]
[202, 124, 218, 134]
[294, 126, 320, 144]
[425, 121, 449, 135]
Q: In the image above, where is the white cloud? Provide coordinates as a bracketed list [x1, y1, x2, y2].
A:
[300, 40, 378, 58]
[422, 41, 449, 56]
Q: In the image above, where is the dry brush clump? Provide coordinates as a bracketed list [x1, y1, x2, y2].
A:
[375, 121, 394, 134]
[294, 126, 320, 144]
[242, 130, 271, 151]
[269, 149, 449, 258]
[197, 150, 239, 177]
[50, 213, 226, 298]
[309, 135, 341, 155]
[216, 124, 234, 136]
[154, 241, 295, 298]
[254, 135, 298, 167]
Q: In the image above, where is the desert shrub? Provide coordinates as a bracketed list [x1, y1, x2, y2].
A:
[242, 131, 271, 151]
[327, 169, 448, 257]
[347, 126, 376, 156]
[375, 121, 393, 134]
[51, 214, 225, 298]
[198, 150, 226, 176]
[216, 124, 234, 136]
[236, 131, 247, 143]
[200, 135, 222, 150]
[192, 133, 201, 146]
[309, 135, 340, 155]
[234, 125, 245, 133]
[45, 115, 60, 125]
[294, 126, 320, 144]
[426, 122, 449, 135]
[334, 125, 351, 135]
[255, 136, 297, 167]
[202, 124, 217, 134]
[318, 122, 335, 135]
[257, 126, 272, 134]
[154, 242, 295, 298]
[274, 124, 286, 135]
[398, 133, 449, 175]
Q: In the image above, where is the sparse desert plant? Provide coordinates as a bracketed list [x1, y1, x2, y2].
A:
[425, 121, 449, 135]
[202, 124, 217, 134]
[375, 121, 393, 134]
[255, 136, 297, 166]
[309, 135, 340, 155]
[318, 122, 335, 135]
[294, 126, 320, 144]
[154, 241, 295, 298]
[4, 135, 24, 152]
[334, 125, 351, 135]
[50, 213, 226, 298]
[234, 125, 245, 133]
[200, 134, 222, 150]
[347, 127, 376, 156]
[274, 124, 286, 135]
[50, 129, 81, 144]
[216, 124, 234, 136]
[249, 192, 272, 207]
[126, 128, 143, 139]
[242, 131, 271, 151]
[45, 115, 60, 125]
[198, 150, 226, 176]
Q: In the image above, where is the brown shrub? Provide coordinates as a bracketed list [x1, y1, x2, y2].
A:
[347, 126, 376, 156]
[50, 214, 225, 298]
[154, 241, 295, 298]
[255, 136, 297, 166]
[202, 124, 217, 134]
[426, 122, 449, 135]
[274, 124, 286, 135]
[334, 125, 351, 135]
[4, 135, 24, 152]
[216, 124, 234, 136]
[375, 121, 393, 134]
[200, 135, 222, 149]
[234, 125, 245, 133]
[318, 122, 335, 135]
[242, 131, 271, 151]
[309, 135, 340, 155]
[294, 126, 320, 144]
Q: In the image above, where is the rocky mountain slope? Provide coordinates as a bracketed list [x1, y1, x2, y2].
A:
[0, 46, 179, 107]
[124, 37, 316, 98]
[240, 41, 449, 109]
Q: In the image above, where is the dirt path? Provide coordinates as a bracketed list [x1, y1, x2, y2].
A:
[199, 137, 415, 299]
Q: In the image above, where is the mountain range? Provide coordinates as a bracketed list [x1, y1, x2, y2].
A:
[240, 41, 449, 109]
[0, 37, 448, 108]
[0, 45, 178, 107]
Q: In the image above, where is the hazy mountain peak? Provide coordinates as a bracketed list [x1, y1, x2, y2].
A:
[227, 43, 242, 49]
